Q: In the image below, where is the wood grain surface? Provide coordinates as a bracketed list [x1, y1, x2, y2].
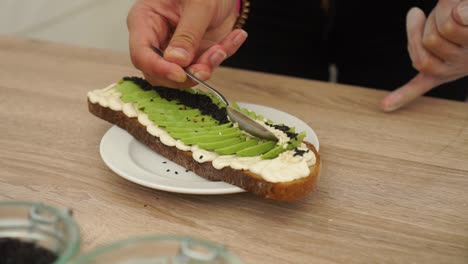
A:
[0, 37, 467, 264]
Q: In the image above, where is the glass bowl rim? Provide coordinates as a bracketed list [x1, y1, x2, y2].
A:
[0, 200, 81, 264]
[72, 234, 243, 264]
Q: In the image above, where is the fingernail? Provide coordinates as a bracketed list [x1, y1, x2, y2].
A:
[210, 50, 227, 67]
[166, 47, 190, 61]
[167, 72, 186, 83]
[406, 7, 420, 29]
[233, 30, 248, 46]
[194, 71, 209, 80]
[457, 2, 468, 25]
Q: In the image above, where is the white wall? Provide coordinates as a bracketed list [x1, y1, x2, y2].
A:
[0, 0, 135, 53]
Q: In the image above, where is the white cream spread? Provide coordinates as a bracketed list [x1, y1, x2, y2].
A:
[88, 84, 316, 183]
[123, 103, 138, 118]
[256, 120, 290, 147]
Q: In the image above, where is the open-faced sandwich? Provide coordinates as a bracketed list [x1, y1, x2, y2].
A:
[88, 77, 320, 201]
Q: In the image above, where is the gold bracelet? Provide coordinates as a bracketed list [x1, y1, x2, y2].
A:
[233, 0, 250, 29]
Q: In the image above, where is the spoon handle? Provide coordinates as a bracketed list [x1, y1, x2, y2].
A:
[151, 46, 229, 105]
[183, 70, 229, 106]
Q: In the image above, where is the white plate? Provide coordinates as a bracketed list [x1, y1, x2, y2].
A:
[99, 103, 319, 195]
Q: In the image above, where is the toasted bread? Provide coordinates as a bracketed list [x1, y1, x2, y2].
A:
[88, 80, 320, 201]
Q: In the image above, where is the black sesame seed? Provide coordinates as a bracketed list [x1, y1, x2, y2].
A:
[162, 161, 167, 164]
[166, 169, 170, 172]
[266, 123, 299, 139]
[0, 238, 57, 264]
[175, 171, 178, 175]
[293, 148, 307, 157]
[286, 131, 299, 140]
[199, 155, 204, 160]
[266, 123, 289, 132]
[185, 169, 189, 172]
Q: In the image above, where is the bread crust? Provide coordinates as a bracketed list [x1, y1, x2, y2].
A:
[89, 100, 320, 201]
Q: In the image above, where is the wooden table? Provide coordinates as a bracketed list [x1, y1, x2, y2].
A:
[1, 37, 467, 263]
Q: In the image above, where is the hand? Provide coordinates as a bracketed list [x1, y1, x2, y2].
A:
[127, 0, 248, 88]
[381, 0, 468, 112]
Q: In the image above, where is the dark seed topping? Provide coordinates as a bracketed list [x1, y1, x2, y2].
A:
[185, 169, 189, 172]
[162, 161, 167, 164]
[266, 123, 299, 140]
[175, 171, 178, 175]
[199, 155, 204, 160]
[166, 169, 170, 172]
[293, 148, 309, 157]
[122, 76, 152, 91]
[122, 77, 228, 123]
[268, 124, 289, 132]
[0, 238, 57, 264]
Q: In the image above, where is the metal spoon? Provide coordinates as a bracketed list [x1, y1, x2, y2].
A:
[151, 46, 277, 141]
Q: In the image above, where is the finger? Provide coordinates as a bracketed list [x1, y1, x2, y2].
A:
[197, 45, 228, 68]
[165, 0, 215, 67]
[196, 12, 242, 53]
[453, 0, 468, 26]
[145, 65, 211, 89]
[143, 72, 197, 89]
[423, 8, 463, 64]
[184, 29, 248, 81]
[217, 29, 248, 57]
[407, 8, 447, 77]
[187, 63, 212, 80]
[127, 8, 187, 83]
[197, 29, 248, 67]
[131, 43, 188, 83]
[435, 0, 468, 45]
[380, 73, 444, 112]
[407, 8, 428, 66]
[145, 63, 212, 88]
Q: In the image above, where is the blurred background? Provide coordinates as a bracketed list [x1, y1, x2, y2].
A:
[0, 0, 134, 53]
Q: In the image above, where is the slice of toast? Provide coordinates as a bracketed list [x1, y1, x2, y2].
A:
[88, 79, 321, 201]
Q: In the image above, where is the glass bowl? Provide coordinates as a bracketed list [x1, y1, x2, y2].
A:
[72, 235, 243, 264]
[0, 201, 81, 263]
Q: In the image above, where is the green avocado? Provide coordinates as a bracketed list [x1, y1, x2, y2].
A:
[165, 123, 233, 133]
[116, 79, 307, 158]
[197, 137, 244, 150]
[169, 127, 241, 139]
[236, 141, 277, 157]
[214, 139, 259, 155]
[181, 131, 242, 145]
[116, 80, 142, 94]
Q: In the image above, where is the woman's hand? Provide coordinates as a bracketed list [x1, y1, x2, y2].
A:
[127, 0, 247, 88]
[381, 0, 468, 111]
